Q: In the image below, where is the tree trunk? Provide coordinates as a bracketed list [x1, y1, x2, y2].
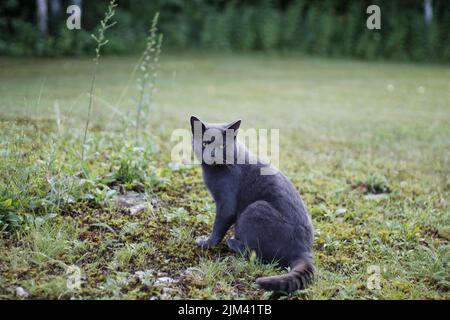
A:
[50, 0, 61, 18]
[50, 0, 62, 35]
[424, 0, 433, 25]
[72, 0, 82, 8]
[36, 0, 48, 35]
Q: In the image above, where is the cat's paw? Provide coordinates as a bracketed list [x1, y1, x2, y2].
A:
[196, 236, 213, 249]
[226, 238, 246, 254]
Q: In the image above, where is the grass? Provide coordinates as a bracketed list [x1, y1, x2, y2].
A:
[0, 53, 449, 299]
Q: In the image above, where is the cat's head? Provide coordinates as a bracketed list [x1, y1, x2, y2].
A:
[190, 115, 241, 165]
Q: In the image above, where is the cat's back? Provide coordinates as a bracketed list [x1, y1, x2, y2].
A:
[237, 164, 308, 218]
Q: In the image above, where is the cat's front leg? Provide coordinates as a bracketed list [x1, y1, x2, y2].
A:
[196, 202, 236, 249]
[196, 235, 215, 249]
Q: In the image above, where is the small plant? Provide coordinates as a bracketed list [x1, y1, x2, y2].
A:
[168, 225, 195, 247]
[355, 175, 391, 195]
[165, 207, 190, 224]
[0, 197, 20, 233]
[81, 0, 118, 160]
[166, 207, 212, 226]
[114, 159, 144, 186]
[113, 241, 156, 270]
[135, 13, 163, 143]
[91, 185, 117, 206]
[29, 219, 73, 261]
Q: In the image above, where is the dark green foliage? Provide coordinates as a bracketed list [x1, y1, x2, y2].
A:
[235, 7, 257, 50]
[0, 0, 449, 62]
[0, 197, 21, 233]
[256, 0, 281, 51]
[281, 0, 305, 48]
[114, 159, 144, 185]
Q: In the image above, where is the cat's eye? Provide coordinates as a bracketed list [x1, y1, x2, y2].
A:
[202, 142, 208, 147]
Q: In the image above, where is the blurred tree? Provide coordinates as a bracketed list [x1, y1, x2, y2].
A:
[50, 0, 61, 18]
[424, 0, 433, 24]
[49, 0, 62, 35]
[0, 0, 448, 62]
[36, 0, 48, 35]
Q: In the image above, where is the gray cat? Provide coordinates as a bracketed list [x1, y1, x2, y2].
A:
[190, 116, 315, 293]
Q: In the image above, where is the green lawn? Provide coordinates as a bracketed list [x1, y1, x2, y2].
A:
[0, 54, 449, 299]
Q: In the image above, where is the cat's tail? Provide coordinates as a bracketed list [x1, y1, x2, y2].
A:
[255, 258, 315, 293]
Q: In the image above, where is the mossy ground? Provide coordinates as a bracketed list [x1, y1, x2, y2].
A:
[0, 54, 448, 299]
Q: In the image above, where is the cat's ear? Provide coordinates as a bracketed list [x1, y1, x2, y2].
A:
[226, 119, 241, 131]
[190, 115, 206, 134]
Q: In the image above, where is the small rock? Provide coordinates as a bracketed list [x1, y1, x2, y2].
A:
[364, 194, 389, 201]
[155, 277, 177, 285]
[130, 204, 146, 215]
[115, 191, 154, 214]
[116, 191, 145, 208]
[15, 287, 29, 298]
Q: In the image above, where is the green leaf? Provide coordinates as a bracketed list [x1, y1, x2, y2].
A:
[3, 199, 12, 209]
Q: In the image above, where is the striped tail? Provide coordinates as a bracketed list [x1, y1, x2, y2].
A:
[256, 258, 316, 293]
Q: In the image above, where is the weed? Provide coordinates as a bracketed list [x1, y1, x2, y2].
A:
[135, 13, 163, 143]
[81, 0, 117, 161]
